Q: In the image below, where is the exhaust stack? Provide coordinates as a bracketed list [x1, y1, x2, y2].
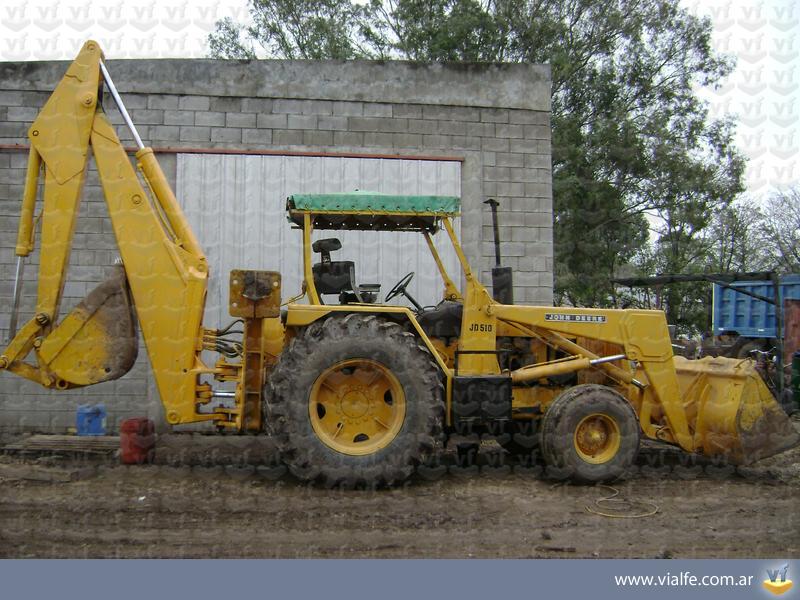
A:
[484, 198, 514, 304]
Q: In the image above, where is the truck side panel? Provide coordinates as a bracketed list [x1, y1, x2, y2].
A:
[713, 275, 800, 338]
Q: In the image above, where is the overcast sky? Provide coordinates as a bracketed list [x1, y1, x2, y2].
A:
[1, 0, 797, 200]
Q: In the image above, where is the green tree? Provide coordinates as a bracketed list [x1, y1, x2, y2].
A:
[209, 0, 378, 59]
[702, 197, 768, 273]
[209, 0, 745, 320]
[760, 187, 800, 273]
[646, 114, 744, 330]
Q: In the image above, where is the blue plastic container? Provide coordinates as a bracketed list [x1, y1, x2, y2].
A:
[76, 403, 107, 436]
[712, 274, 800, 338]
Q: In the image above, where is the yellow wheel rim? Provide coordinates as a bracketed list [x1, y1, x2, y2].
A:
[309, 358, 406, 456]
[573, 413, 621, 464]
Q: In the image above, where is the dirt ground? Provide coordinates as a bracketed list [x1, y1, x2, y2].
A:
[1, 424, 799, 559]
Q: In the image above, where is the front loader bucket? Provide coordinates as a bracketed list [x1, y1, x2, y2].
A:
[674, 356, 799, 465]
[41, 265, 138, 387]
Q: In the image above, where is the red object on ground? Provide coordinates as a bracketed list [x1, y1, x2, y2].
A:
[120, 417, 155, 464]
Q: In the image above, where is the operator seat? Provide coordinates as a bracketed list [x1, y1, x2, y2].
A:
[311, 238, 380, 304]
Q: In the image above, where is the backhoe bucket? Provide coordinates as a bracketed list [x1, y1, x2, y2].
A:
[673, 356, 799, 464]
[43, 265, 138, 387]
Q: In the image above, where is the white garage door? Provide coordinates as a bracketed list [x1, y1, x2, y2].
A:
[177, 154, 462, 328]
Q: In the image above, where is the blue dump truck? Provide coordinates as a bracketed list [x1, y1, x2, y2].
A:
[710, 274, 800, 358]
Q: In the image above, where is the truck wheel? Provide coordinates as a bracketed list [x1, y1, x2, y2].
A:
[540, 384, 639, 484]
[265, 314, 444, 487]
[736, 340, 763, 359]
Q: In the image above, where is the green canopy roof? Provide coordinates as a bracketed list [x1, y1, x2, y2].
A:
[289, 191, 460, 214]
[286, 191, 460, 231]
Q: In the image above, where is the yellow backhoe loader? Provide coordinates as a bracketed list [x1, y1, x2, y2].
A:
[1, 41, 797, 486]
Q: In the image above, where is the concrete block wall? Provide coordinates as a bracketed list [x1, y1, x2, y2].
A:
[0, 57, 552, 432]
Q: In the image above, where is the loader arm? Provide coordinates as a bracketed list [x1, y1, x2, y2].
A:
[0, 41, 217, 426]
[493, 306, 693, 449]
[492, 304, 798, 463]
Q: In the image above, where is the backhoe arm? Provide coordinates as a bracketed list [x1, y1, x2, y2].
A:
[0, 41, 215, 426]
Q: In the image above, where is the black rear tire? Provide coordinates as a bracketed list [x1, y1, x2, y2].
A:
[540, 384, 639, 484]
[265, 314, 444, 487]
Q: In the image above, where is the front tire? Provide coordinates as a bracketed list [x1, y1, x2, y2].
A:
[540, 384, 640, 484]
[265, 314, 444, 487]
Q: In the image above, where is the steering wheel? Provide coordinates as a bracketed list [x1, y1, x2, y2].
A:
[385, 272, 415, 303]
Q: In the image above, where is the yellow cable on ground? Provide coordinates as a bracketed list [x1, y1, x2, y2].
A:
[585, 485, 659, 518]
